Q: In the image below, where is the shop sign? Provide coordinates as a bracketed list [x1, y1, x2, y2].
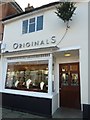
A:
[13, 36, 56, 49]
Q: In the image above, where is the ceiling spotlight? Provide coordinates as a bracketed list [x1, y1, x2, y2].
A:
[64, 53, 71, 57]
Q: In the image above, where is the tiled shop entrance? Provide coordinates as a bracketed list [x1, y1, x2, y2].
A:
[1, 107, 83, 119]
[53, 107, 83, 118]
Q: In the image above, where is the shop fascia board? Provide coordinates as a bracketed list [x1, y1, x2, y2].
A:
[1, 46, 59, 58]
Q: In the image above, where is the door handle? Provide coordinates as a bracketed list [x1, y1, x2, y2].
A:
[59, 88, 61, 90]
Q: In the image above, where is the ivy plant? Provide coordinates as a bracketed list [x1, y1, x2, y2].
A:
[55, 2, 76, 23]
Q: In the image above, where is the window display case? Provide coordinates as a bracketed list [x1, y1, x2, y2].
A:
[5, 61, 48, 93]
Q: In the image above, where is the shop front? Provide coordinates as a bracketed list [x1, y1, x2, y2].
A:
[1, 47, 81, 117]
[1, 49, 58, 117]
[0, 1, 89, 118]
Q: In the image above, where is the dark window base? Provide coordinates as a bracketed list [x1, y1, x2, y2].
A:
[83, 104, 90, 119]
[0, 92, 52, 117]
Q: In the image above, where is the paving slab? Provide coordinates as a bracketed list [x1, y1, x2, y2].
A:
[1, 107, 83, 119]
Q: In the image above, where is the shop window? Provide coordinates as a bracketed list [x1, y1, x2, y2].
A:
[5, 61, 48, 93]
[22, 20, 28, 34]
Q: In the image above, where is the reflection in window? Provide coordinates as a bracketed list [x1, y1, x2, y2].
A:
[71, 73, 78, 86]
[61, 73, 69, 86]
[5, 61, 48, 93]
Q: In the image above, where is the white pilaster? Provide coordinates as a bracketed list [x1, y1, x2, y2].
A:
[48, 53, 53, 95]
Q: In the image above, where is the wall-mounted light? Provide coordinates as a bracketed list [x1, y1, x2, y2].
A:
[1, 43, 6, 50]
[64, 53, 71, 57]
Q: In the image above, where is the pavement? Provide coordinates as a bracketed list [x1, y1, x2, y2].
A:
[0, 107, 83, 119]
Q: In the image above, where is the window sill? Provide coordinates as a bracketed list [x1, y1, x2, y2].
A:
[5, 86, 48, 93]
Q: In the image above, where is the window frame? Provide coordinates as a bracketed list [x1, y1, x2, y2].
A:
[5, 57, 49, 93]
[22, 15, 43, 34]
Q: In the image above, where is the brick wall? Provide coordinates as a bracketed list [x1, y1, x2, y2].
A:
[0, 2, 21, 41]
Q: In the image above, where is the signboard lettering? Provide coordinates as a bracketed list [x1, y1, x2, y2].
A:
[13, 36, 56, 49]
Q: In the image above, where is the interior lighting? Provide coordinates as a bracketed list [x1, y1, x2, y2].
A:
[64, 53, 71, 57]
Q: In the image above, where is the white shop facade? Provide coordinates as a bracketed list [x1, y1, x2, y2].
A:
[0, 1, 89, 117]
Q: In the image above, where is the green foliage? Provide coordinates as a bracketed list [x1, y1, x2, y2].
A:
[55, 2, 76, 22]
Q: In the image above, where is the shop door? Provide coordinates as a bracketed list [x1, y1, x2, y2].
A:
[59, 63, 81, 109]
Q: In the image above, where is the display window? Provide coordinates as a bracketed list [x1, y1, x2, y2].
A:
[5, 60, 48, 93]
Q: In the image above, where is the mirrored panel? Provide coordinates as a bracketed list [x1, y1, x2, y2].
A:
[61, 73, 69, 86]
[70, 65, 78, 71]
[71, 73, 79, 86]
[61, 65, 68, 72]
